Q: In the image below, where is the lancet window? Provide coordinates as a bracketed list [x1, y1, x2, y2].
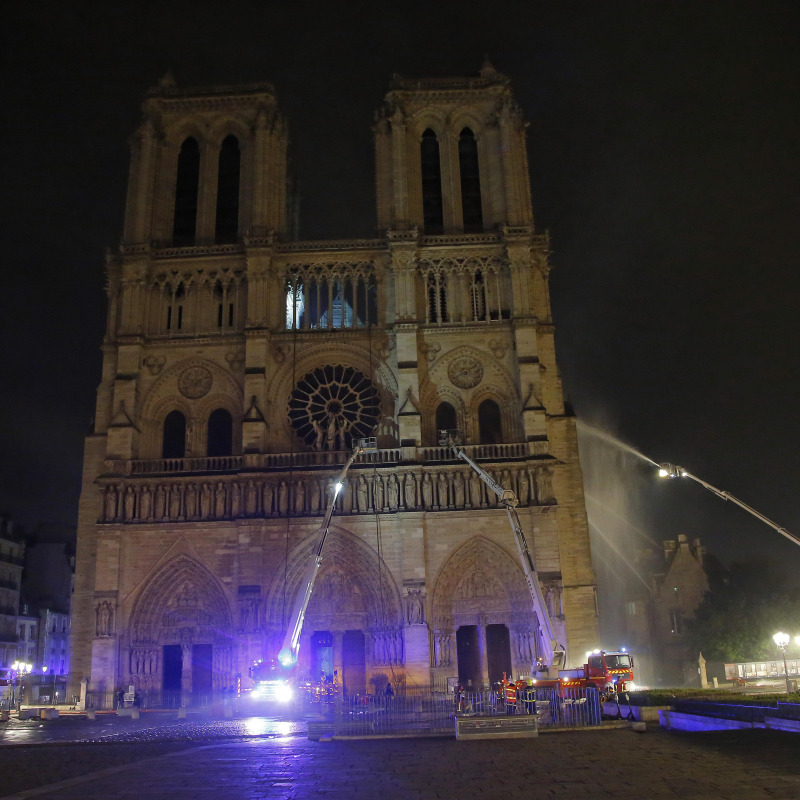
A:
[172, 137, 200, 245]
[478, 399, 503, 444]
[458, 128, 483, 232]
[285, 263, 377, 330]
[420, 129, 444, 234]
[148, 271, 242, 337]
[419, 256, 509, 325]
[215, 135, 240, 243]
[207, 408, 233, 457]
[162, 410, 187, 459]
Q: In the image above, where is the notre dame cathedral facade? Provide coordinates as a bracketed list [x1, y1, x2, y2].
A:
[70, 64, 599, 702]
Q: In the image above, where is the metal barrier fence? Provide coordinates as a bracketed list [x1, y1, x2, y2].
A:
[85, 690, 215, 710]
[329, 686, 601, 737]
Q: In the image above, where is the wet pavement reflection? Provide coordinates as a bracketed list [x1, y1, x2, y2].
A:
[0, 710, 307, 745]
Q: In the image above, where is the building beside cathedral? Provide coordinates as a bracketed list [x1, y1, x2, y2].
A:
[70, 64, 599, 702]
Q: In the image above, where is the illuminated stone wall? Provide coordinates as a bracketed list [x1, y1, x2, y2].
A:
[70, 67, 599, 700]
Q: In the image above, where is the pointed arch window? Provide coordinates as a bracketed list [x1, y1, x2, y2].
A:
[215, 135, 240, 243]
[459, 128, 483, 232]
[420, 129, 444, 234]
[173, 137, 200, 245]
[478, 399, 502, 444]
[435, 402, 457, 436]
[207, 408, 233, 457]
[162, 410, 187, 459]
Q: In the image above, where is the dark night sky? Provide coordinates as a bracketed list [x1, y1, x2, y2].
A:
[3, 2, 800, 600]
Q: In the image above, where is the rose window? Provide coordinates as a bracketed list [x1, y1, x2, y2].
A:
[289, 365, 380, 450]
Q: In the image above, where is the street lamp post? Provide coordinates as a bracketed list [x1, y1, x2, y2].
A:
[11, 661, 32, 709]
[773, 632, 792, 694]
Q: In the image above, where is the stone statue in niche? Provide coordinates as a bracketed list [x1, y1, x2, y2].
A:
[422, 473, 433, 508]
[453, 472, 465, 507]
[95, 601, 114, 636]
[200, 483, 212, 518]
[169, 484, 182, 519]
[215, 482, 226, 517]
[104, 485, 118, 520]
[124, 486, 135, 520]
[231, 482, 241, 517]
[184, 483, 197, 518]
[404, 473, 416, 509]
[405, 590, 425, 624]
[387, 474, 399, 509]
[140, 484, 152, 519]
[245, 480, 257, 516]
[357, 476, 368, 512]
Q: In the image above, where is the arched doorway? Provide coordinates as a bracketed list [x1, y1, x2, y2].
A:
[430, 536, 539, 690]
[266, 528, 402, 696]
[126, 556, 235, 706]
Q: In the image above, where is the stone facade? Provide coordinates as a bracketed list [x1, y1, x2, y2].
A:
[69, 65, 598, 701]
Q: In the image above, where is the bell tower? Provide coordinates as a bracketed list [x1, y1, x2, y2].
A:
[374, 60, 534, 234]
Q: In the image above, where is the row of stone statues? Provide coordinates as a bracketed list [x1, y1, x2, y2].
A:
[100, 466, 555, 523]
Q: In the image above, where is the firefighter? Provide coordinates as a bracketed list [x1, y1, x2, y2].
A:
[503, 676, 517, 714]
[515, 676, 532, 715]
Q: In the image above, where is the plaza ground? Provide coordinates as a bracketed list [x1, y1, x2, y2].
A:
[1, 713, 799, 799]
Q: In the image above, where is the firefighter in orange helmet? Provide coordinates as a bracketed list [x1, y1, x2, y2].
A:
[504, 674, 517, 714]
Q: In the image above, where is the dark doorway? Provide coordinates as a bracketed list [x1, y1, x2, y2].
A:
[192, 643, 213, 706]
[456, 625, 481, 688]
[311, 631, 334, 680]
[163, 644, 182, 707]
[486, 624, 512, 685]
[342, 630, 365, 696]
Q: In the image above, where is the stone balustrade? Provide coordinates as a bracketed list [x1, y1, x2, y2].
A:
[105, 441, 548, 478]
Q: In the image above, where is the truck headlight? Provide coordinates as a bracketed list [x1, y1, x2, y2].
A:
[275, 683, 293, 703]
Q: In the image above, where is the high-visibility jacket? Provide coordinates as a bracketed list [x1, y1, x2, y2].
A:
[504, 683, 517, 704]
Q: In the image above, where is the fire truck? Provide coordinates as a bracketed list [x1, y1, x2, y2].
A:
[550, 649, 635, 696]
[246, 437, 378, 703]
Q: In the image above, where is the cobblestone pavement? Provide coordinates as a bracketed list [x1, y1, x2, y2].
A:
[1, 717, 799, 799]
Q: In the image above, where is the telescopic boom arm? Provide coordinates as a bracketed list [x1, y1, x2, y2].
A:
[658, 464, 800, 548]
[439, 431, 565, 673]
[278, 437, 378, 666]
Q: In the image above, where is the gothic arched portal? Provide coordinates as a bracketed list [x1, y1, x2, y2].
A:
[125, 555, 235, 701]
[265, 527, 402, 695]
[429, 535, 541, 688]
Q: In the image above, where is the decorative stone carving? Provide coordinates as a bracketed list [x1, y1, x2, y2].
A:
[419, 342, 441, 364]
[487, 339, 508, 360]
[178, 366, 212, 399]
[225, 350, 245, 371]
[143, 355, 166, 375]
[448, 356, 483, 389]
[95, 601, 114, 637]
[405, 589, 425, 625]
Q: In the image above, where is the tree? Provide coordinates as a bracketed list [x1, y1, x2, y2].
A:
[687, 559, 800, 662]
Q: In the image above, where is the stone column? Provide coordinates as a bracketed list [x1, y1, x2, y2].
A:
[477, 621, 490, 689]
[333, 631, 344, 687]
[181, 644, 192, 706]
